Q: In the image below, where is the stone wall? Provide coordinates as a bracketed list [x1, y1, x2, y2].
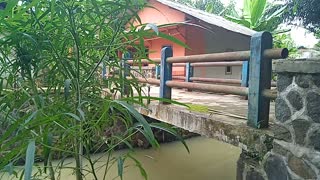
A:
[238, 59, 320, 180]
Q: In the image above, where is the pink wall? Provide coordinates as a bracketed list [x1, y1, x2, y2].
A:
[130, 0, 213, 76]
[132, 0, 187, 76]
[146, 28, 186, 76]
[185, 25, 206, 76]
[185, 25, 206, 56]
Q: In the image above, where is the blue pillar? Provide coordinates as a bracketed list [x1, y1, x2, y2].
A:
[160, 47, 173, 103]
[122, 53, 130, 96]
[185, 63, 193, 82]
[241, 61, 249, 87]
[122, 53, 131, 77]
[248, 32, 273, 129]
[155, 65, 160, 79]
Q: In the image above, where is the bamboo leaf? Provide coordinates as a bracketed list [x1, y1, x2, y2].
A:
[64, 112, 81, 121]
[158, 32, 189, 49]
[24, 140, 36, 180]
[128, 154, 148, 180]
[114, 100, 158, 148]
[43, 132, 53, 173]
[146, 23, 159, 35]
[64, 79, 71, 101]
[149, 122, 190, 153]
[24, 111, 38, 124]
[77, 107, 85, 121]
[117, 157, 124, 180]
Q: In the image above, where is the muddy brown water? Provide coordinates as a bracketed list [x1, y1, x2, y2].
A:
[1, 137, 240, 180]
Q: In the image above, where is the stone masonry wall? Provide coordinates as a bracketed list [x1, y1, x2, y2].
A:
[237, 59, 320, 180]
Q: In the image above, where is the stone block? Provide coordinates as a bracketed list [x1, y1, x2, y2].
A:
[273, 124, 292, 142]
[264, 154, 289, 180]
[308, 128, 320, 151]
[246, 168, 265, 180]
[287, 90, 303, 111]
[306, 92, 320, 123]
[237, 153, 245, 180]
[275, 98, 291, 123]
[312, 74, 320, 88]
[295, 74, 312, 88]
[288, 154, 316, 179]
[292, 119, 311, 145]
[272, 141, 289, 156]
[277, 74, 293, 92]
[305, 151, 320, 170]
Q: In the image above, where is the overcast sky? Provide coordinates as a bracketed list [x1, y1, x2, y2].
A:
[219, 0, 318, 48]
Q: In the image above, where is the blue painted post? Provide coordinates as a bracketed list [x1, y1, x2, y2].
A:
[185, 63, 193, 82]
[160, 47, 173, 103]
[155, 65, 160, 79]
[241, 61, 249, 87]
[122, 53, 131, 96]
[248, 32, 273, 129]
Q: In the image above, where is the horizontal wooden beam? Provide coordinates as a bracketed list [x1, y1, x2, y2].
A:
[166, 81, 248, 96]
[167, 48, 288, 63]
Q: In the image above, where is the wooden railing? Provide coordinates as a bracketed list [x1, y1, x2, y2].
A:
[121, 32, 288, 129]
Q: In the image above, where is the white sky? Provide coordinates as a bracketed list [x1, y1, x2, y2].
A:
[219, 0, 319, 48]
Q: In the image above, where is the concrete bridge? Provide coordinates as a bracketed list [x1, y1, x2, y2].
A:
[134, 59, 320, 180]
[117, 32, 320, 179]
[137, 86, 275, 148]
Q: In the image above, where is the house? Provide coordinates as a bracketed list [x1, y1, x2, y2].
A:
[129, 0, 255, 80]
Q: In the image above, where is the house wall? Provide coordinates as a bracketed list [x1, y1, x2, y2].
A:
[192, 25, 251, 80]
[133, 0, 187, 76]
[131, 0, 252, 80]
[185, 25, 206, 56]
[146, 30, 186, 76]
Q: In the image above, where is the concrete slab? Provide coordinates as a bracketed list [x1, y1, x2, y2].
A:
[145, 85, 275, 122]
[135, 85, 276, 156]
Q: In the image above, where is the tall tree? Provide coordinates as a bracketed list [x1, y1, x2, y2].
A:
[283, 0, 320, 33]
[172, 0, 225, 15]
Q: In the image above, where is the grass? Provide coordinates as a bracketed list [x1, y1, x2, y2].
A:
[186, 104, 210, 113]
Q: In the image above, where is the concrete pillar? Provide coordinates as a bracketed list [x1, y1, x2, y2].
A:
[237, 58, 320, 180]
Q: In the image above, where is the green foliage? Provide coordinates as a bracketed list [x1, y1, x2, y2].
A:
[283, 0, 320, 33]
[315, 31, 320, 48]
[172, 0, 225, 15]
[187, 104, 209, 113]
[225, 0, 287, 31]
[0, 0, 188, 179]
[273, 33, 298, 58]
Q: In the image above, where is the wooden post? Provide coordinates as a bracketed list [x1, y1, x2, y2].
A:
[122, 53, 130, 96]
[185, 62, 193, 82]
[241, 61, 249, 87]
[155, 65, 160, 79]
[160, 47, 173, 103]
[248, 32, 273, 128]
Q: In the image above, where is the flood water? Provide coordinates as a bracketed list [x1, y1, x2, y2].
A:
[2, 137, 241, 180]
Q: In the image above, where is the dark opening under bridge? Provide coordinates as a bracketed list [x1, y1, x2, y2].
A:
[113, 31, 320, 179]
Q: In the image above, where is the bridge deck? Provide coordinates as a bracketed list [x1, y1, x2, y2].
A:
[146, 85, 275, 122]
[136, 85, 275, 150]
